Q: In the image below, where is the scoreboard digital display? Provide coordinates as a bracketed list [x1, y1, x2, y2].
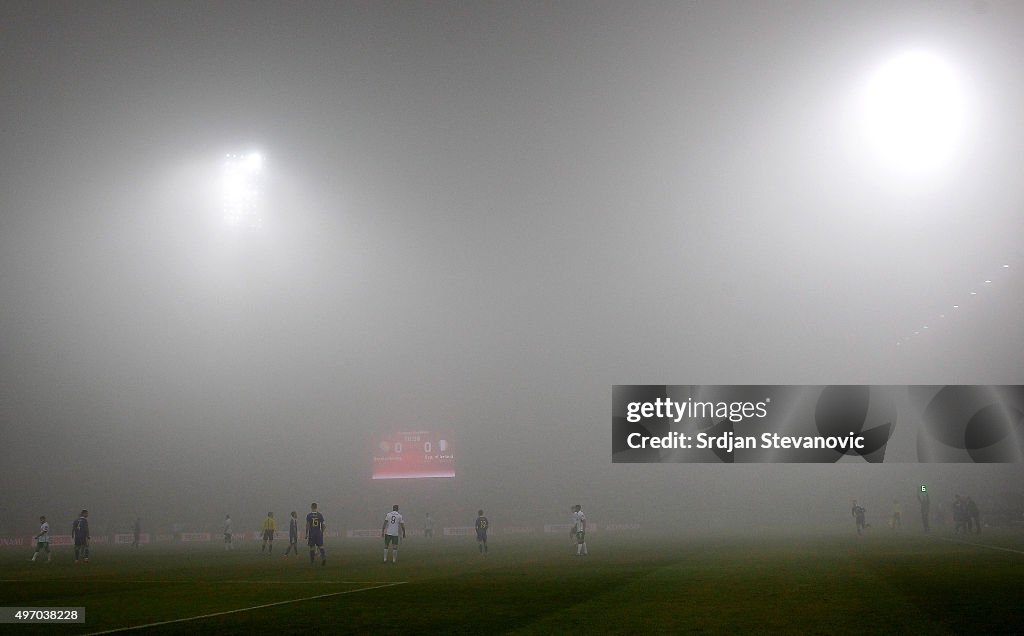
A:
[372, 431, 455, 479]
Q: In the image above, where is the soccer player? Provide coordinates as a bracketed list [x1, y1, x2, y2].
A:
[424, 512, 433, 539]
[132, 518, 141, 548]
[261, 512, 276, 553]
[223, 514, 233, 550]
[28, 516, 51, 563]
[966, 496, 981, 534]
[72, 510, 90, 563]
[306, 503, 326, 566]
[382, 505, 405, 563]
[851, 500, 867, 535]
[917, 490, 931, 533]
[571, 505, 588, 556]
[475, 510, 489, 554]
[890, 499, 902, 529]
[284, 511, 299, 556]
[953, 495, 967, 533]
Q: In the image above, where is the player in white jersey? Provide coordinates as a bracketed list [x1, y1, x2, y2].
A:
[382, 505, 405, 563]
[571, 505, 588, 556]
[29, 516, 51, 562]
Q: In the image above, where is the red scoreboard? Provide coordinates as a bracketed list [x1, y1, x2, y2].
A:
[372, 431, 456, 479]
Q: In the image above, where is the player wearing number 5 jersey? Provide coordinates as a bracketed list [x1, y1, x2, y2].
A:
[475, 510, 489, 554]
[306, 503, 326, 566]
[382, 505, 405, 563]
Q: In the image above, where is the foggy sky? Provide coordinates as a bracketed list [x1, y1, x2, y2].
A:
[2, 1, 1023, 534]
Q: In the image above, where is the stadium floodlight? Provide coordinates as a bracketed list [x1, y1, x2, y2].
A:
[222, 152, 264, 228]
[858, 49, 968, 176]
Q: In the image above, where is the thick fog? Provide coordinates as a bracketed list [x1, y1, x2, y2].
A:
[2, 1, 1022, 538]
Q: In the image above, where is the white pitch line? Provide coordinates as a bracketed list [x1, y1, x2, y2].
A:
[201, 580, 406, 585]
[82, 581, 407, 635]
[0, 580, 400, 585]
[936, 536, 1024, 556]
[211, 580, 403, 585]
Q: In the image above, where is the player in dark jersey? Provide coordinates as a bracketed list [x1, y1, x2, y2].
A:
[966, 496, 981, 534]
[917, 490, 930, 533]
[223, 514, 234, 550]
[953, 495, 967, 533]
[475, 510, 489, 554]
[284, 511, 299, 556]
[306, 503, 326, 566]
[72, 510, 90, 563]
[852, 500, 867, 535]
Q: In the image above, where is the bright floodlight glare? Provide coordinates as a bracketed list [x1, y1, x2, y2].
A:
[859, 49, 968, 175]
[222, 152, 264, 229]
[244, 153, 263, 173]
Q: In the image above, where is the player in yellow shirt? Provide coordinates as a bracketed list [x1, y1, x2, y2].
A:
[261, 512, 276, 553]
[891, 499, 903, 529]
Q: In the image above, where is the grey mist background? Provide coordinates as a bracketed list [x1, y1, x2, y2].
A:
[2, 1, 1022, 536]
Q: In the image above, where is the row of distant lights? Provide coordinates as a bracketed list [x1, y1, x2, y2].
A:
[896, 264, 1010, 346]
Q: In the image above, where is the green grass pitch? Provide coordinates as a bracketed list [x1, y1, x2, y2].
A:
[1, 531, 1022, 634]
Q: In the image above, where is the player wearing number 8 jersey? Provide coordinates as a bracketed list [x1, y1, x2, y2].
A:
[306, 503, 326, 566]
[382, 505, 405, 563]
